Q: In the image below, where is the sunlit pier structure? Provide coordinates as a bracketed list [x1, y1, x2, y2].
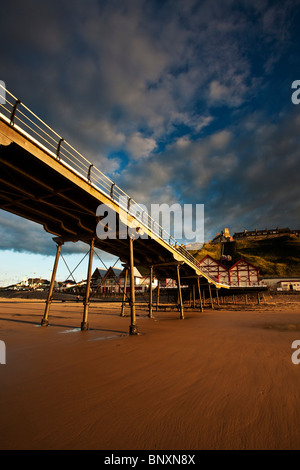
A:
[0, 85, 232, 334]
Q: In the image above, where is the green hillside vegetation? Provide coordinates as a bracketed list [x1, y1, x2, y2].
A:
[190, 235, 300, 278]
[189, 243, 221, 261]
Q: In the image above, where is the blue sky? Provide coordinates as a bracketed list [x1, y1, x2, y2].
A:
[0, 0, 300, 285]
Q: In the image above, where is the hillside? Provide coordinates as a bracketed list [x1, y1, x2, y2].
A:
[189, 234, 300, 278]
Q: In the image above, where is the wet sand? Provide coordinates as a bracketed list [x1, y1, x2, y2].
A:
[0, 294, 300, 450]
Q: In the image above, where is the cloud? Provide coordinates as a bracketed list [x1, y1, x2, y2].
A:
[117, 107, 300, 242]
[0, 210, 55, 255]
[202, 109, 300, 238]
[210, 130, 232, 149]
[0, 210, 121, 271]
[0, 0, 299, 253]
[2, 0, 293, 144]
[117, 128, 237, 210]
[126, 132, 157, 159]
[209, 80, 229, 102]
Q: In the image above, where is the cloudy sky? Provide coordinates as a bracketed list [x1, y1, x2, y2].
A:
[0, 0, 300, 284]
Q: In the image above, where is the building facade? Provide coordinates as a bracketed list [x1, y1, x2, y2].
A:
[228, 259, 260, 287]
[91, 266, 158, 294]
[197, 255, 229, 285]
[197, 255, 260, 287]
[233, 227, 300, 240]
[276, 280, 300, 291]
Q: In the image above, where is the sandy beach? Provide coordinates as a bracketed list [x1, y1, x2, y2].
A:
[0, 293, 300, 450]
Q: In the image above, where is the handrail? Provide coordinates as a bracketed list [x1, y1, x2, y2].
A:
[0, 84, 224, 283]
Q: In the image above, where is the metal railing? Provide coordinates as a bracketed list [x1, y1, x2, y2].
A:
[0, 84, 216, 280]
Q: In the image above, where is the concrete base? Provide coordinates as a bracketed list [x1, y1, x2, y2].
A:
[81, 321, 89, 331]
[129, 324, 139, 335]
[41, 318, 49, 327]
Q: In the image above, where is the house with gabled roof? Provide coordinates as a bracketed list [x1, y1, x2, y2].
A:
[91, 265, 155, 294]
[229, 258, 260, 287]
[197, 254, 260, 287]
[197, 254, 230, 285]
[119, 266, 150, 292]
[91, 266, 123, 293]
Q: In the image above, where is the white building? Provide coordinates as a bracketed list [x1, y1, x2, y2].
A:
[276, 279, 300, 291]
[260, 278, 300, 291]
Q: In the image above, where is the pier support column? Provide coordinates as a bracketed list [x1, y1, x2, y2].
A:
[197, 277, 203, 312]
[120, 267, 129, 317]
[41, 240, 63, 326]
[257, 292, 261, 305]
[156, 280, 160, 311]
[81, 238, 95, 331]
[216, 287, 220, 307]
[176, 264, 184, 319]
[208, 283, 214, 309]
[129, 236, 138, 335]
[148, 265, 153, 318]
[192, 284, 196, 309]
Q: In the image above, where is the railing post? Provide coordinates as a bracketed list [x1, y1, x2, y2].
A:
[87, 164, 93, 183]
[56, 138, 64, 160]
[110, 183, 115, 200]
[10, 99, 21, 125]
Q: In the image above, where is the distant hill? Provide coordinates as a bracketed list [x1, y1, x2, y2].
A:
[189, 234, 300, 278]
